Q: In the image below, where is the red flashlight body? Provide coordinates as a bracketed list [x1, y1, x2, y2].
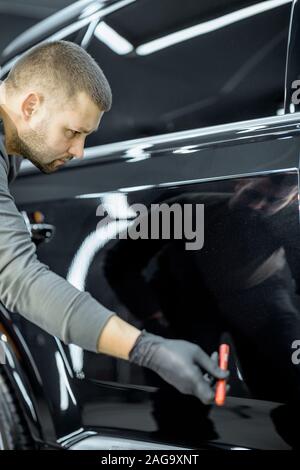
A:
[215, 343, 230, 406]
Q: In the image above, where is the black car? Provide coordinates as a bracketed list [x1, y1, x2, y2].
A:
[1, 0, 300, 450]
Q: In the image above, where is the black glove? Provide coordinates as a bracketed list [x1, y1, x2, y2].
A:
[128, 329, 229, 405]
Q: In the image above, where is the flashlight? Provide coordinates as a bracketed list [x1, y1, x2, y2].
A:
[215, 343, 230, 406]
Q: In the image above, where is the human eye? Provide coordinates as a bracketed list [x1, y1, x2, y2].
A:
[66, 129, 79, 138]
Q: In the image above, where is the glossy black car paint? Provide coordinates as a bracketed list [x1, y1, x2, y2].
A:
[0, 0, 300, 450]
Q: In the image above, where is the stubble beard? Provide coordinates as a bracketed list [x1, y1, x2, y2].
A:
[8, 124, 60, 174]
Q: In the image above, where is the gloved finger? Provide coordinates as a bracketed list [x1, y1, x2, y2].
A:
[203, 372, 215, 385]
[211, 351, 230, 386]
[211, 351, 218, 364]
[194, 347, 229, 380]
[193, 369, 215, 404]
[203, 352, 219, 386]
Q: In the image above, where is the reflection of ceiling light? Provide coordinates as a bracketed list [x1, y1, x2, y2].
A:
[126, 153, 150, 162]
[55, 352, 77, 411]
[237, 125, 266, 133]
[119, 185, 155, 192]
[231, 447, 250, 451]
[173, 145, 200, 154]
[136, 0, 292, 56]
[276, 107, 285, 116]
[94, 21, 133, 55]
[290, 103, 296, 113]
[126, 144, 152, 161]
[67, 219, 132, 291]
[75, 193, 105, 198]
[101, 193, 136, 219]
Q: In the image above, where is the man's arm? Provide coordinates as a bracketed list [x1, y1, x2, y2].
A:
[97, 315, 230, 405]
[97, 315, 141, 359]
[0, 161, 117, 352]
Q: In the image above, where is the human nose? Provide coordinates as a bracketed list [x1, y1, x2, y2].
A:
[69, 138, 85, 159]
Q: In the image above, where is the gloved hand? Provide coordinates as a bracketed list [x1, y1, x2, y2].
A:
[128, 329, 229, 405]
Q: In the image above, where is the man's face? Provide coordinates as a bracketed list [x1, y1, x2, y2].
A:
[11, 90, 103, 174]
[228, 178, 298, 216]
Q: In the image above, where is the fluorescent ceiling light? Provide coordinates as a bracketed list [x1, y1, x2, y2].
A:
[136, 0, 292, 56]
[81, 18, 99, 48]
[79, 2, 103, 19]
[94, 21, 134, 54]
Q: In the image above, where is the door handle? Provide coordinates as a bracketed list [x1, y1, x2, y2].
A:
[30, 223, 56, 245]
[21, 211, 55, 246]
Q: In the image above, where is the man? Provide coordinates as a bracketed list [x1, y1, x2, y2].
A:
[0, 40, 228, 405]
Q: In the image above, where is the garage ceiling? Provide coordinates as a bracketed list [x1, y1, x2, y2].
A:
[0, 0, 269, 20]
[0, 0, 74, 18]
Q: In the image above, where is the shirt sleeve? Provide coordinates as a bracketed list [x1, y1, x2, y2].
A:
[0, 160, 116, 352]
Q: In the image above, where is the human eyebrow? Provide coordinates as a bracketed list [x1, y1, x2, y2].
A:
[75, 126, 99, 134]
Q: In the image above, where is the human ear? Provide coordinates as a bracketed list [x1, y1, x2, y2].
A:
[21, 92, 40, 120]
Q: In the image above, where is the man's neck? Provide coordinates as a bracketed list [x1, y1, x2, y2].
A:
[0, 105, 20, 156]
[0, 107, 8, 153]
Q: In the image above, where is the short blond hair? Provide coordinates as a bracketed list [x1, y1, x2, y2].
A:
[5, 40, 112, 111]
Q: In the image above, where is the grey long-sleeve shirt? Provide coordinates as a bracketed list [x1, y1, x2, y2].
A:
[0, 132, 116, 352]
